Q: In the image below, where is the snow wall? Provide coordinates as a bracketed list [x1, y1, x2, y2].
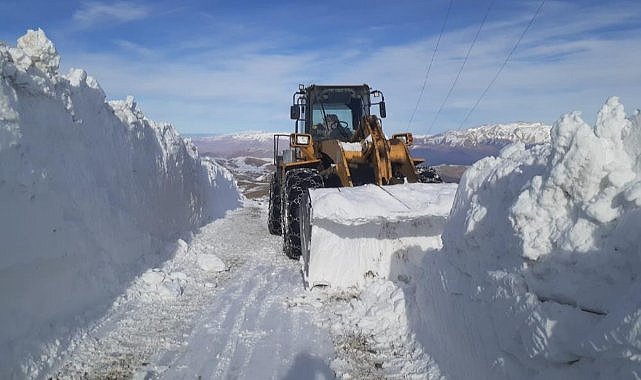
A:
[0, 29, 241, 378]
[405, 97, 641, 378]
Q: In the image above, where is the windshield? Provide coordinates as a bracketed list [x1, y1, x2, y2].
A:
[310, 103, 354, 141]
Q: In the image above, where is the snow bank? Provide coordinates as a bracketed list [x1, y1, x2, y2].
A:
[304, 183, 457, 288]
[0, 29, 241, 378]
[412, 97, 641, 378]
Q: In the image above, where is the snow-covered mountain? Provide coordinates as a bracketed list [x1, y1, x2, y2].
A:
[191, 122, 551, 166]
[415, 122, 551, 147]
[0, 29, 241, 378]
[203, 131, 277, 143]
[188, 131, 283, 158]
[409, 122, 551, 166]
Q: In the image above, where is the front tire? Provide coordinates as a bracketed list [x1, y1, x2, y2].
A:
[281, 169, 323, 259]
[267, 173, 281, 235]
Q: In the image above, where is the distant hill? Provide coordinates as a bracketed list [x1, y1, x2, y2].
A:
[411, 122, 551, 166]
[187, 131, 278, 159]
[415, 122, 551, 147]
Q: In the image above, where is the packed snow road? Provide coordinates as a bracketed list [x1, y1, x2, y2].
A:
[49, 194, 443, 379]
[50, 201, 334, 379]
[155, 204, 334, 379]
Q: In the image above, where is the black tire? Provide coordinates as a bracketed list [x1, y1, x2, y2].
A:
[281, 169, 323, 259]
[267, 173, 281, 235]
[300, 189, 313, 278]
[416, 166, 443, 183]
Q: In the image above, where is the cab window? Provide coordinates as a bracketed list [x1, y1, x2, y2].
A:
[310, 103, 354, 141]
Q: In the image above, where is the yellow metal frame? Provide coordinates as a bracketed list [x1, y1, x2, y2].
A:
[281, 116, 420, 186]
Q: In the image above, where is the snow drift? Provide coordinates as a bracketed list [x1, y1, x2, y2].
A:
[0, 29, 240, 378]
[410, 97, 641, 378]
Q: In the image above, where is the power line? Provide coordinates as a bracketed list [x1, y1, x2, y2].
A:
[457, 0, 545, 130]
[408, 0, 454, 130]
[428, 0, 494, 134]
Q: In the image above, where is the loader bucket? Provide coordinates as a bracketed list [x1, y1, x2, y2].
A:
[300, 183, 458, 289]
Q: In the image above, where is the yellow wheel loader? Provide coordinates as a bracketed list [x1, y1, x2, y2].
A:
[268, 84, 442, 286]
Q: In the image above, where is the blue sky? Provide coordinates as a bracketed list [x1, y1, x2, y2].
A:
[1, 0, 640, 136]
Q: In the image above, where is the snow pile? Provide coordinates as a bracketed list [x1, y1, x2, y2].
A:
[413, 97, 641, 378]
[130, 239, 226, 301]
[0, 29, 240, 378]
[305, 183, 457, 288]
[196, 253, 227, 272]
[139, 267, 189, 299]
[136, 239, 191, 300]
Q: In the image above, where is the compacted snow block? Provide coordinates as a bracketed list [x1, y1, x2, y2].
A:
[0, 29, 240, 378]
[416, 97, 641, 379]
[303, 183, 457, 288]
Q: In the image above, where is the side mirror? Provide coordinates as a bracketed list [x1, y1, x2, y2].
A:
[290, 105, 301, 120]
[379, 101, 386, 118]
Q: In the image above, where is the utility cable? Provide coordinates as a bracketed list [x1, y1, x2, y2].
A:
[428, 0, 494, 134]
[457, 0, 545, 130]
[408, 0, 454, 130]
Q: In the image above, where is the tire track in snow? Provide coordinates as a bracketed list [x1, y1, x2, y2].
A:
[48, 204, 278, 379]
[136, 200, 334, 379]
[212, 276, 265, 378]
[238, 293, 276, 376]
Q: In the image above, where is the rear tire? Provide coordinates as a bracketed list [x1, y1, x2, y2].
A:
[416, 166, 443, 183]
[281, 169, 323, 259]
[267, 173, 281, 235]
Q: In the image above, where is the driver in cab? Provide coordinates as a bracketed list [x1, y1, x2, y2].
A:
[315, 114, 350, 139]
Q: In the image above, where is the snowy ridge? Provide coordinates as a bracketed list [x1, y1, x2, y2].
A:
[415, 122, 551, 147]
[190, 131, 286, 159]
[195, 123, 551, 153]
[197, 131, 282, 143]
[0, 29, 241, 378]
[190, 124, 551, 166]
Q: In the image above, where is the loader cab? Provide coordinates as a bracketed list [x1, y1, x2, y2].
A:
[291, 84, 384, 142]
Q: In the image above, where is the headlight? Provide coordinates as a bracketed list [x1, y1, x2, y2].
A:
[296, 135, 310, 145]
[290, 133, 312, 147]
